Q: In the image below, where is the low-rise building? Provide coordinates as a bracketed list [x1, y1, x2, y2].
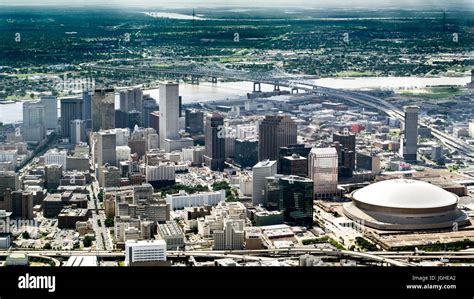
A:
[156, 221, 185, 250]
[125, 239, 168, 266]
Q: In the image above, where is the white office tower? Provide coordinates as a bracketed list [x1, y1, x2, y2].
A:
[114, 128, 130, 146]
[252, 160, 277, 206]
[44, 149, 67, 171]
[22, 101, 46, 143]
[400, 105, 419, 162]
[159, 82, 179, 145]
[70, 119, 86, 144]
[308, 147, 338, 199]
[39, 96, 58, 131]
[125, 240, 167, 266]
[96, 130, 117, 167]
[116, 146, 131, 164]
[159, 83, 193, 152]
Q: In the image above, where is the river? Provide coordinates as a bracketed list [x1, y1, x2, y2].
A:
[0, 76, 470, 125]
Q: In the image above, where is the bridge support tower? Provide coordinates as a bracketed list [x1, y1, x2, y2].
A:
[253, 82, 261, 93]
[191, 75, 200, 85]
[273, 82, 280, 91]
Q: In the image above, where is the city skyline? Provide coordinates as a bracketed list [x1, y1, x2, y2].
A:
[0, 4, 473, 292]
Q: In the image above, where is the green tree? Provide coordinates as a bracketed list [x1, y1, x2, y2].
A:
[22, 231, 30, 239]
[104, 218, 114, 228]
[43, 243, 52, 250]
[83, 236, 93, 247]
[97, 191, 104, 202]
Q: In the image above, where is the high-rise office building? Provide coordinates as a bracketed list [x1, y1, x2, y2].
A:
[82, 90, 92, 130]
[119, 88, 143, 114]
[127, 111, 142, 130]
[333, 131, 356, 152]
[39, 96, 58, 131]
[278, 144, 312, 172]
[308, 147, 339, 199]
[96, 130, 117, 167]
[264, 175, 313, 227]
[149, 111, 160, 135]
[252, 160, 277, 206]
[159, 83, 180, 145]
[333, 131, 356, 178]
[142, 95, 158, 128]
[258, 115, 297, 161]
[203, 113, 225, 171]
[400, 105, 419, 162]
[70, 119, 86, 144]
[114, 109, 127, 129]
[185, 109, 204, 135]
[22, 101, 46, 143]
[92, 89, 115, 132]
[281, 154, 308, 177]
[356, 152, 381, 174]
[0, 171, 19, 203]
[60, 97, 83, 138]
[117, 88, 144, 129]
[234, 139, 258, 169]
[158, 83, 193, 152]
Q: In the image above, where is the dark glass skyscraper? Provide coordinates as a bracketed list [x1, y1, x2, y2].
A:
[142, 95, 158, 128]
[333, 131, 356, 178]
[185, 109, 204, 135]
[264, 175, 313, 227]
[258, 115, 297, 162]
[60, 97, 83, 138]
[203, 113, 225, 171]
[401, 105, 419, 162]
[82, 90, 92, 130]
[278, 144, 311, 174]
[234, 139, 258, 169]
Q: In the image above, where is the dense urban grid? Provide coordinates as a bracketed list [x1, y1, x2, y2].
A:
[0, 5, 473, 268]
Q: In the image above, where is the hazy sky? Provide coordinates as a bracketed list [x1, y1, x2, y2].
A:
[1, 0, 473, 9]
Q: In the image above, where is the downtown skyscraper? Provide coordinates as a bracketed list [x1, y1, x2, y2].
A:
[258, 115, 297, 162]
[400, 105, 419, 162]
[158, 83, 193, 152]
[92, 89, 115, 132]
[60, 97, 82, 138]
[203, 113, 225, 171]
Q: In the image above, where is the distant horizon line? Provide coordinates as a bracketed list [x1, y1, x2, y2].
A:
[0, 5, 473, 11]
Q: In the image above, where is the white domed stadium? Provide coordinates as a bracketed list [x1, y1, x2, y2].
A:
[343, 179, 470, 230]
